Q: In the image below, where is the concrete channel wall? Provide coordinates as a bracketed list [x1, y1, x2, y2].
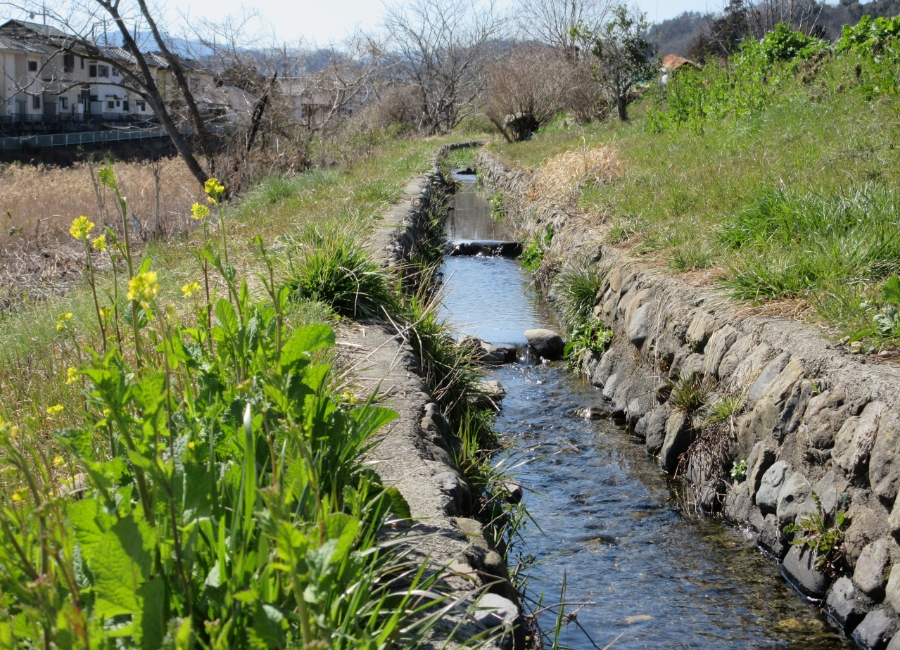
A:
[478, 149, 900, 650]
[335, 145, 523, 649]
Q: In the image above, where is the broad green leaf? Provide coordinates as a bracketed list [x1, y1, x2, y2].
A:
[883, 276, 900, 303]
[281, 324, 335, 369]
[135, 576, 166, 650]
[351, 406, 398, 438]
[92, 514, 156, 614]
[385, 487, 412, 520]
[70, 498, 115, 560]
[325, 513, 359, 563]
[250, 603, 286, 649]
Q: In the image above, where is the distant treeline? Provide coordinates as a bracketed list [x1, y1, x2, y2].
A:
[648, 0, 900, 56]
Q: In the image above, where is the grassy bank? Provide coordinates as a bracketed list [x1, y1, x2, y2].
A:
[489, 22, 900, 344]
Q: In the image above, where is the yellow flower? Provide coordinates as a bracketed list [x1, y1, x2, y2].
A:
[191, 202, 210, 221]
[188, 441, 196, 450]
[52, 456, 65, 467]
[56, 312, 73, 331]
[181, 281, 202, 298]
[126, 272, 159, 303]
[204, 178, 225, 203]
[46, 404, 64, 417]
[102, 407, 111, 419]
[11, 491, 23, 503]
[98, 306, 111, 322]
[69, 216, 95, 240]
[92, 234, 107, 251]
[65, 367, 78, 385]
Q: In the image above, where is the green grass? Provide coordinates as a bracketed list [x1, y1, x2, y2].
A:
[488, 47, 900, 340]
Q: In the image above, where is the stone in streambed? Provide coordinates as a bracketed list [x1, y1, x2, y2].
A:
[524, 328, 564, 360]
[827, 576, 867, 631]
[853, 608, 899, 650]
[782, 544, 830, 598]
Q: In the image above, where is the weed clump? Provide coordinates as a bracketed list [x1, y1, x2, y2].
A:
[286, 224, 395, 319]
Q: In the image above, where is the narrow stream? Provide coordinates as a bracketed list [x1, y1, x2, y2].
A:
[441, 174, 853, 649]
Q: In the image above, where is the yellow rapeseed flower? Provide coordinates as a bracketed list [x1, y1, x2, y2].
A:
[65, 367, 78, 385]
[204, 178, 225, 201]
[69, 216, 95, 240]
[188, 441, 196, 450]
[56, 312, 73, 331]
[46, 404, 64, 417]
[181, 281, 202, 298]
[11, 491, 23, 503]
[98, 306, 111, 322]
[127, 272, 159, 303]
[52, 456, 65, 467]
[191, 202, 210, 221]
[92, 234, 107, 251]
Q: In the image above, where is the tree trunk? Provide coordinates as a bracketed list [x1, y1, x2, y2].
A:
[616, 93, 628, 121]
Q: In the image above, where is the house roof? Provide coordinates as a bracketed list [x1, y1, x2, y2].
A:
[0, 19, 70, 39]
[662, 54, 699, 72]
[0, 34, 44, 54]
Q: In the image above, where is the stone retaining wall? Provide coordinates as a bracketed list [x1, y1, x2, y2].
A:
[340, 146, 523, 649]
[479, 149, 900, 650]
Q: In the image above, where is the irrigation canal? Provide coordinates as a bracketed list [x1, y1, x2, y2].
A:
[438, 172, 853, 649]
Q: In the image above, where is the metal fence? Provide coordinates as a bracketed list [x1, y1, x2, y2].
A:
[0, 126, 169, 151]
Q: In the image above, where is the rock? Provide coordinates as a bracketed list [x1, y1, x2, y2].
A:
[626, 394, 654, 428]
[471, 381, 506, 410]
[800, 387, 853, 451]
[686, 311, 716, 352]
[888, 634, 900, 650]
[704, 325, 740, 379]
[747, 352, 793, 411]
[478, 341, 517, 365]
[758, 513, 788, 558]
[855, 538, 893, 599]
[434, 471, 471, 515]
[602, 373, 621, 401]
[853, 608, 899, 650]
[813, 469, 851, 516]
[782, 544, 830, 598]
[729, 343, 774, 392]
[776, 472, 812, 527]
[659, 411, 691, 473]
[627, 302, 653, 349]
[591, 350, 617, 387]
[846, 506, 887, 565]
[699, 479, 725, 513]
[871, 411, 900, 503]
[834, 401, 885, 479]
[773, 379, 815, 442]
[473, 593, 519, 629]
[503, 481, 523, 505]
[524, 329, 564, 360]
[724, 481, 753, 523]
[718, 335, 753, 380]
[887, 565, 900, 613]
[645, 404, 671, 455]
[756, 461, 791, 515]
[890, 499, 900, 538]
[747, 441, 777, 495]
[827, 576, 867, 631]
[634, 414, 649, 440]
[608, 266, 625, 293]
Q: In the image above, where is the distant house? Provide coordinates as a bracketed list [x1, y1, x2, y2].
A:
[660, 54, 701, 86]
[0, 19, 244, 127]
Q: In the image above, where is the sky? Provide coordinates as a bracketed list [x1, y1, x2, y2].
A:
[144, 0, 737, 46]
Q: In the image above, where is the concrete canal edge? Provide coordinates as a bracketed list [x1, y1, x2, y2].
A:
[336, 143, 525, 649]
[478, 148, 900, 649]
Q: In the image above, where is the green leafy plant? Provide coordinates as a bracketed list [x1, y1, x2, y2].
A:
[785, 492, 848, 576]
[668, 372, 715, 415]
[521, 224, 554, 273]
[563, 318, 613, 362]
[730, 458, 748, 481]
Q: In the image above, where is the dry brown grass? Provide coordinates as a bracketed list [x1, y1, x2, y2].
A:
[526, 146, 619, 206]
[0, 158, 204, 307]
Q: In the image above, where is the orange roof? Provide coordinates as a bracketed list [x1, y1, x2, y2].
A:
[662, 54, 698, 71]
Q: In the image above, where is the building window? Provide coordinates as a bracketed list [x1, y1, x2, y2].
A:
[63, 53, 75, 73]
[112, 68, 119, 77]
[27, 60, 37, 72]
[136, 101, 146, 112]
[60, 97, 68, 109]
[89, 64, 97, 77]
[107, 100, 114, 109]
[80, 57, 84, 69]
[98, 65, 109, 78]
[32, 95, 40, 109]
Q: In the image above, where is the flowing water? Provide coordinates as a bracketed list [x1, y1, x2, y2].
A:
[441, 174, 852, 649]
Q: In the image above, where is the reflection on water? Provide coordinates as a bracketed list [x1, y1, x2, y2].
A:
[446, 173, 511, 241]
[440, 176, 852, 649]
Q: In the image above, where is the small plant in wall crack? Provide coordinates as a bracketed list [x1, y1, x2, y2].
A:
[667, 372, 715, 416]
[785, 492, 849, 577]
[730, 458, 748, 481]
[521, 223, 554, 274]
[564, 319, 612, 364]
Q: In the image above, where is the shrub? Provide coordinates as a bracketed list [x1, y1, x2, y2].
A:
[785, 492, 848, 577]
[286, 224, 395, 318]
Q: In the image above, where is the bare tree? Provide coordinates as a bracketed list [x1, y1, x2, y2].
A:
[515, 0, 612, 59]
[5, 0, 211, 186]
[382, 0, 505, 134]
[481, 45, 578, 141]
